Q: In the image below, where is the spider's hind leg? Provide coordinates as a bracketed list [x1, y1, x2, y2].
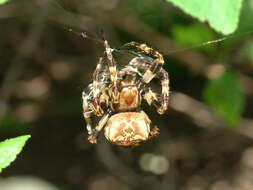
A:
[83, 90, 110, 144]
[140, 110, 159, 139]
[83, 90, 109, 141]
[88, 112, 111, 144]
[149, 125, 159, 138]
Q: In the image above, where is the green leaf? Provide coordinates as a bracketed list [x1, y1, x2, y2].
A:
[166, 0, 243, 35]
[240, 39, 253, 62]
[0, 135, 31, 173]
[0, 0, 9, 5]
[171, 23, 217, 53]
[203, 71, 245, 129]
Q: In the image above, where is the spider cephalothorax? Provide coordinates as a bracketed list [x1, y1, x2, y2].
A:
[82, 40, 169, 146]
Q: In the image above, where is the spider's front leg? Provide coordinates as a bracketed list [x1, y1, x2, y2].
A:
[127, 43, 169, 114]
[143, 68, 170, 114]
[123, 42, 169, 114]
[120, 41, 165, 87]
[104, 40, 120, 103]
[92, 57, 104, 116]
[120, 42, 164, 81]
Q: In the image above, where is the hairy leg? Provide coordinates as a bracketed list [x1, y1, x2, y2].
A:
[140, 110, 159, 138]
[142, 68, 169, 114]
[92, 57, 104, 116]
[104, 40, 119, 103]
[149, 126, 159, 138]
[121, 42, 164, 83]
[88, 111, 112, 144]
[121, 42, 169, 114]
[82, 91, 95, 135]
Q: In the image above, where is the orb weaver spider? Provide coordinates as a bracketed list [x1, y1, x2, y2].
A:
[82, 40, 169, 146]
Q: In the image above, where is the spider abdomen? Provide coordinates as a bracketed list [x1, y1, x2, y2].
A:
[104, 112, 151, 146]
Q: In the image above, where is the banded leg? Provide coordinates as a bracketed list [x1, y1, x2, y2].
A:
[88, 112, 111, 144]
[122, 42, 164, 64]
[83, 86, 110, 144]
[158, 68, 170, 114]
[140, 110, 159, 138]
[149, 126, 159, 138]
[82, 91, 94, 135]
[104, 40, 119, 103]
[92, 57, 104, 116]
[143, 68, 170, 114]
[122, 42, 164, 84]
[122, 42, 169, 114]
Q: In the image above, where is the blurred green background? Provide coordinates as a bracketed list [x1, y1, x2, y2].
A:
[0, 0, 253, 190]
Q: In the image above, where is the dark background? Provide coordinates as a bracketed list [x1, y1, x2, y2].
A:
[0, 0, 253, 190]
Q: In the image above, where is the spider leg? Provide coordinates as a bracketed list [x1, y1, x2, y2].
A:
[82, 57, 106, 135]
[120, 42, 164, 66]
[157, 68, 170, 114]
[82, 91, 95, 135]
[140, 110, 159, 138]
[122, 42, 169, 114]
[83, 89, 110, 144]
[92, 57, 104, 116]
[104, 40, 119, 103]
[149, 125, 159, 138]
[143, 68, 170, 114]
[121, 42, 164, 83]
[88, 111, 112, 144]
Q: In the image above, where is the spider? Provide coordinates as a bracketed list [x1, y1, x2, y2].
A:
[82, 40, 170, 146]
